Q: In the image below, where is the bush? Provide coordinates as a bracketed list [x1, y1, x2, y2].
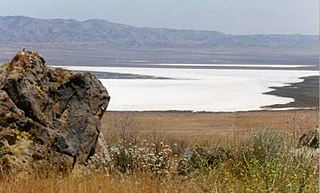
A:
[87, 139, 173, 175]
[86, 128, 318, 192]
[229, 130, 318, 192]
[177, 146, 232, 175]
[242, 130, 286, 163]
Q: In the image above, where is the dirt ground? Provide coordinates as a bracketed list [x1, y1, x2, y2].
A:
[101, 109, 319, 142]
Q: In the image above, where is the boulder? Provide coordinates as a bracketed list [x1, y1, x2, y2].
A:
[298, 128, 319, 149]
[0, 50, 110, 175]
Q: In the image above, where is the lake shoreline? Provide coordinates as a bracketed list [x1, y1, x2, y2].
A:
[263, 75, 319, 108]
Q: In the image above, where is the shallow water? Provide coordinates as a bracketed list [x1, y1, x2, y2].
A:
[56, 65, 318, 112]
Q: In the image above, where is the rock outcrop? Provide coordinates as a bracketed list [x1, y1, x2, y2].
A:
[0, 50, 110, 175]
[298, 128, 319, 149]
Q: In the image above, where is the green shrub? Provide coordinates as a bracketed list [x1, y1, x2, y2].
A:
[229, 130, 318, 192]
[177, 145, 232, 175]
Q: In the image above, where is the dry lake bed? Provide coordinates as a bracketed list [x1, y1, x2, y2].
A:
[56, 64, 318, 112]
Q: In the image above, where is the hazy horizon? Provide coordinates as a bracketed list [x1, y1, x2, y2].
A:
[0, 0, 318, 35]
[1, 14, 318, 36]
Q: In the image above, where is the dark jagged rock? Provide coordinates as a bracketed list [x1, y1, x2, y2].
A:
[298, 128, 319, 149]
[0, 51, 110, 175]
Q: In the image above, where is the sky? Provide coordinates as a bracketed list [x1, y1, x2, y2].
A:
[0, 0, 318, 35]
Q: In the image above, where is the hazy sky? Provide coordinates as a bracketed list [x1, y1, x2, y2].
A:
[0, 0, 318, 34]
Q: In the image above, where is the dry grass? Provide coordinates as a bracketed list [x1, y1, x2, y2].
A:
[0, 173, 203, 193]
[102, 109, 318, 134]
[101, 109, 318, 147]
[1, 141, 318, 193]
[0, 109, 319, 193]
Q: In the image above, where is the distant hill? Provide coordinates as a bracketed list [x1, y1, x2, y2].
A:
[0, 16, 317, 49]
[0, 16, 318, 66]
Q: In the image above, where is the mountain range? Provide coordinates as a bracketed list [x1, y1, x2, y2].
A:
[0, 16, 318, 65]
[0, 16, 317, 49]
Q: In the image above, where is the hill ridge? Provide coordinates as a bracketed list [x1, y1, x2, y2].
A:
[0, 15, 317, 49]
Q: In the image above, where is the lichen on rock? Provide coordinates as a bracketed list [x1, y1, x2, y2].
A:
[0, 50, 110, 175]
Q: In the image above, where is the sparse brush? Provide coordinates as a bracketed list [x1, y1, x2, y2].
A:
[177, 144, 232, 175]
[225, 130, 319, 192]
[0, 128, 318, 193]
[87, 139, 174, 175]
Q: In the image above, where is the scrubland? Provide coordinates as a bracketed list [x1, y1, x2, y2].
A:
[0, 109, 318, 193]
